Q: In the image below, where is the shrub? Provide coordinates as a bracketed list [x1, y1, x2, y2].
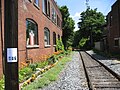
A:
[29, 64, 38, 71]
[37, 61, 48, 68]
[48, 55, 57, 65]
[19, 67, 33, 82]
[19, 74, 24, 82]
[22, 53, 72, 90]
[56, 38, 65, 51]
[0, 78, 4, 90]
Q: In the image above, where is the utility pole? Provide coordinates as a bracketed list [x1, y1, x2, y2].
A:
[4, 0, 19, 90]
[0, 0, 4, 75]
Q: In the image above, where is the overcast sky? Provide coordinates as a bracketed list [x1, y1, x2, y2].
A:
[55, 0, 117, 31]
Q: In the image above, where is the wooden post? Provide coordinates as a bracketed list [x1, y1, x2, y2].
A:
[4, 0, 19, 90]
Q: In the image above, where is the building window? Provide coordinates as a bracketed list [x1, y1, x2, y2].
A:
[57, 15, 61, 27]
[52, 8, 56, 23]
[53, 32, 56, 45]
[26, 19, 38, 46]
[29, 0, 32, 2]
[61, 21, 62, 28]
[47, 1, 50, 17]
[52, 8, 54, 21]
[57, 15, 59, 26]
[114, 38, 119, 47]
[110, 15, 112, 26]
[54, 12, 56, 23]
[34, 0, 39, 7]
[44, 28, 50, 46]
[42, 0, 47, 14]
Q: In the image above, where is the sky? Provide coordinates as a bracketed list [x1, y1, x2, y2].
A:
[55, 0, 117, 31]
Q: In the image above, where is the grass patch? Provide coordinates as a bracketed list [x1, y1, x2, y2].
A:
[22, 55, 72, 90]
[22, 77, 50, 90]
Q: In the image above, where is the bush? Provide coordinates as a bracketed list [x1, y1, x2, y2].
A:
[29, 64, 38, 71]
[0, 77, 4, 90]
[22, 52, 72, 90]
[56, 38, 65, 51]
[48, 55, 57, 65]
[19, 67, 33, 82]
[37, 61, 48, 68]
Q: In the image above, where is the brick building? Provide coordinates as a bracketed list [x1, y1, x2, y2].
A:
[106, 0, 120, 53]
[0, 0, 62, 77]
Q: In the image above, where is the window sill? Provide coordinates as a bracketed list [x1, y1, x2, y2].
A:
[114, 46, 119, 48]
[33, 3, 40, 10]
[42, 12, 51, 20]
[53, 45, 56, 47]
[27, 45, 39, 49]
[52, 20, 57, 25]
[45, 45, 51, 48]
[29, 0, 32, 2]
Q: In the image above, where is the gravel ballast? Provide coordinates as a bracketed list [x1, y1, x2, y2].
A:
[40, 52, 88, 90]
[86, 50, 120, 75]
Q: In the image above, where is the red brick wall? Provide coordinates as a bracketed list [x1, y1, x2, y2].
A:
[18, 0, 62, 64]
[107, 0, 120, 53]
[0, 0, 62, 77]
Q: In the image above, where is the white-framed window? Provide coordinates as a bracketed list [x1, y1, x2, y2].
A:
[54, 12, 56, 23]
[110, 15, 112, 26]
[53, 32, 56, 45]
[42, 0, 47, 14]
[29, 0, 32, 2]
[52, 8, 56, 23]
[47, 1, 50, 17]
[57, 15, 62, 28]
[34, 0, 39, 7]
[114, 38, 119, 47]
[26, 19, 38, 46]
[57, 15, 59, 26]
[44, 28, 50, 46]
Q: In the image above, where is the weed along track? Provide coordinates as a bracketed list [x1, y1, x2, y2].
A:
[79, 51, 120, 90]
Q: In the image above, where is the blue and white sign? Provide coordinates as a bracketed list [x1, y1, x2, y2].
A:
[7, 48, 17, 63]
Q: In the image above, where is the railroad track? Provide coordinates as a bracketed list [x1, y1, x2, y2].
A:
[79, 51, 120, 90]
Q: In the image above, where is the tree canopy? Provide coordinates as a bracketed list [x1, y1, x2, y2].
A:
[59, 6, 75, 49]
[73, 8, 105, 49]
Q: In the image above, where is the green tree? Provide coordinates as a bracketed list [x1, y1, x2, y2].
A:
[72, 30, 81, 48]
[77, 8, 105, 49]
[59, 6, 75, 49]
